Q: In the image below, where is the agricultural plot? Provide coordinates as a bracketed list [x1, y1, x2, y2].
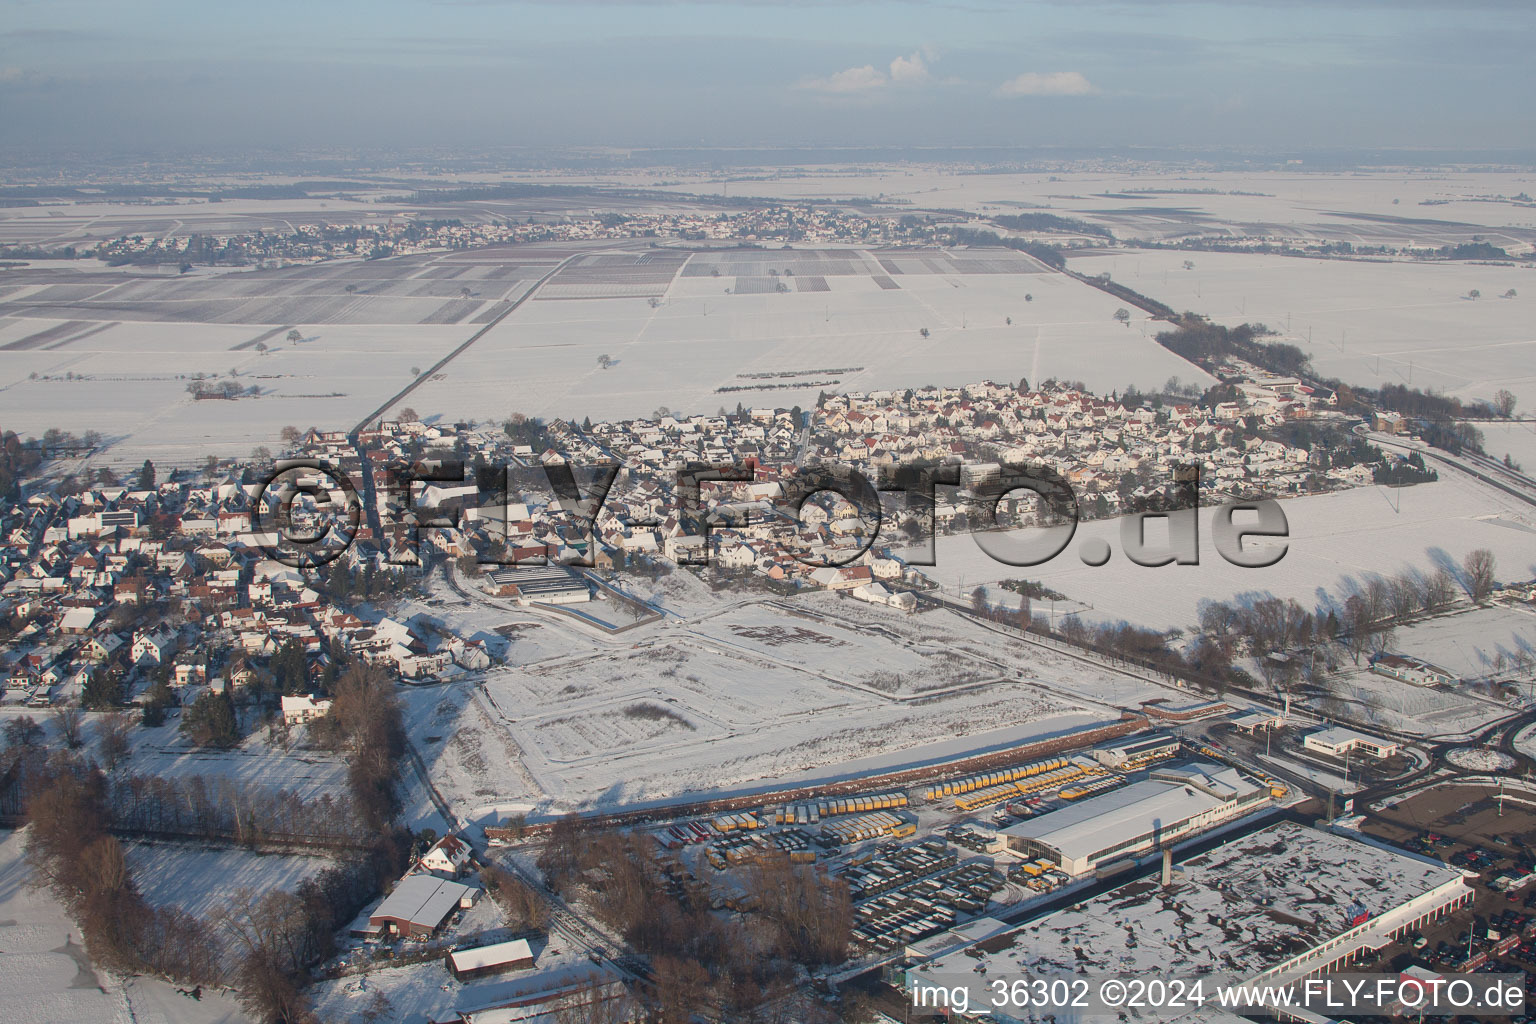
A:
[2, 241, 1210, 462]
[0, 247, 560, 326]
[910, 475, 1536, 633]
[408, 246, 1207, 427]
[0, 319, 475, 466]
[536, 251, 688, 300]
[1070, 248, 1536, 411]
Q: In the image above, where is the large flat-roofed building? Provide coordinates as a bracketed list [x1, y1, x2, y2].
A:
[484, 566, 590, 605]
[907, 822, 1473, 1021]
[1303, 726, 1400, 759]
[1001, 762, 1268, 876]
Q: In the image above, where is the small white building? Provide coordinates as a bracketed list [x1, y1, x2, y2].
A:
[1371, 654, 1457, 687]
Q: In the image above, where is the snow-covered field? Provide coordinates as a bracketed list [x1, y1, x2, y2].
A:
[0, 241, 1209, 466]
[125, 842, 327, 922]
[405, 253, 1207, 427]
[125, 717, 351, 803]
[1071, 249, 1536, 412]
[1385, 604, 1536, 682]
[0, 319, 474, 466]
[908, 475, 1536, 632]
[1475, 420, 1536, 473]
[0, 829, 250, 1024]
[617, 169, 1536, 243]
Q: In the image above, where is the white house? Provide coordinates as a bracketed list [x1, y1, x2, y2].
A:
[418, 834, 473, 879]
[131, 629, 178, 666]
[281, 693, 333, 725]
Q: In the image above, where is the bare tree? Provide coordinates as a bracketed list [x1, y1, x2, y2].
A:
[1464, 548, 1497, 603]
[1342, 595, 1375, 665]
[1494, 389, 1517, 419]
[1387, 573, 1421, 621]
[52, 706, 84, 749]
[97, 711, 132, 771]
[597, 353, 612, 369]
[285, 329, 302, 344]
[3, 715, 44, 749]
[1114, 307, 1131, 325]
[279, 425, 302, 443]
[1468, 288, 1481, 300]
[1423, 567, 1458, 611]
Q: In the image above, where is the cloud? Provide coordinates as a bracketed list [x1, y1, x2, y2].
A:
[799, 63, 887, 93]
[888, 51, 930, 84]
[800, 50, 937, 94]
[996, 71, 1097, 97]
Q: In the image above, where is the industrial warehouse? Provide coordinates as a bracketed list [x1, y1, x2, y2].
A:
[1000, 762, 1272, 876]
[906, 822, 1474, 1016]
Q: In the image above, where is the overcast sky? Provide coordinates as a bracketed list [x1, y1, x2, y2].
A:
[1, 0, 1531, 157]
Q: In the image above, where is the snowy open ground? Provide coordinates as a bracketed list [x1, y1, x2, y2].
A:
[407, 583, 1171, 815]
[908, 474, 1536, 632]
[405, 249, 1205, 427]
[0, 319, 476, 467]
[611, 169, 1536, 244]
[0, 829, 249, 1024]
[0, 241, 1205, 465]
[125, 842, 327, 922]
[1072, 249, 1536, 412]
[1322, 666, 1513, 738]
[1384, 604, 1536, 682]
[1475, 420, 1536, 472]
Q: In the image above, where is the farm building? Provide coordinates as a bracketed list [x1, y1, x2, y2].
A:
[368, 874, 475, 938]
[446, 938, 535, 981]
[1000, 762, 1269, 875]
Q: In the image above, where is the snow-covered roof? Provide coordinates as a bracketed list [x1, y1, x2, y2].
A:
[369, 874, 472, 930]
[447, 938, 534, 973]
[1001, 765, 1259, 864]
[916, 821, 1466, 984]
